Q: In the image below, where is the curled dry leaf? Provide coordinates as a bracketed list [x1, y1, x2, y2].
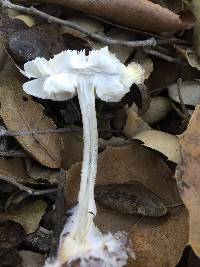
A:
[123, 105, 151, 138]
[6, 9, 21, 18]
[141, 97, 172, 125]
[168, 80, 200, 106]
[7, 200, 47, 234]
[186, 49, 200, 71]
[95, 182, 167, 217]
[65, 142, 181, 207]
[133, 130, 181, 164]
[26, 162, 60, 184]
[36, 0, 193, 33]
[0, 79, 62, 168]
[177, 105, 200, 257]
[15, 15, 36, 27]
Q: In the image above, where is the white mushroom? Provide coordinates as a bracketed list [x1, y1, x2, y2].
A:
[21, 47, 144, 267]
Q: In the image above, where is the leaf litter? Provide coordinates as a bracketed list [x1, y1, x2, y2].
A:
[0, 0, 198, 266]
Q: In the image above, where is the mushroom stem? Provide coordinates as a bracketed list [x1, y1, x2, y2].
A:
[74, 79, 98, 240]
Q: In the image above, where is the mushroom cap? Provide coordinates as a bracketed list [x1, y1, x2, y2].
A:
[22, 47, 144, 102]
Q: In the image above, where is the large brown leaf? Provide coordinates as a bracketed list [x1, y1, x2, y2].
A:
[65, 142, 181, 207]
[31, 0, 193, 33]
[0, 79, 62, 168]
[177, 105, 200, 257]
[95, 207, 188, 267]
[0, 158, 31, 183]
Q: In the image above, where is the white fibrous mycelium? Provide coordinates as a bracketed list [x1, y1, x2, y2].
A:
[21, 47, 144, 267]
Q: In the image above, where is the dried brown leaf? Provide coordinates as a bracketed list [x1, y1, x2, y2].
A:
[95, 182, 167, 217]
[123, 105, 151, 138]
[65, 142, 181, 207]
[133, 130, 181, 164]
[0, 80, 62, 168]
[130, 207, 188, 267]
[191, 0, 200, 58]
[34, 0, 193, 33]
[0, 158, 31, 183]
[95, 206, 188, 267]
[141, 97, 172, 124]
[177, 105, 200, 257]
[7, 200, 47, 234]
[61, 132, 83, 170]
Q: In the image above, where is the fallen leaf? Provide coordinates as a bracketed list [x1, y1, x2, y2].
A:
[0, 38, 8, 73]
[0, 220, 25, 249]
[191, 0, 200, 57]
[7, 200, 47, 234]
[0, 16, 66, 64]
[130, 207, 188, 267]
[141, 97, 172, 125]
[0, 158, 32, 183]
[0, 248, 22, 267]
[33, 0, 193, 33]
[150, 0, 184, 13]
[61, 14, 104, 38]
[177, 105, 200, 257]
[65, 142, 181, 207]
[0, 79, 62, 168]
[95, 182, 167, 217]
[147, 62, 179, 92]
[19, 251, 45, 267]
[15, 15, 37, 28]
[26, 162, 60, 184]
[186, 48, 200, 71]
[123, 105, 151, 138]
[133, 130, 181, 164]
[99, 136, 132, 150]
[168, 80, 200, 106]
[96, 206, 188, 267]
[61, 132, 83, 170]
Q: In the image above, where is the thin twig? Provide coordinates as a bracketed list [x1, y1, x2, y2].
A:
[144, 48, 184, 64]
[81, 13, 190, 45]
[0, 127, 118, 137]
[0, 149, 28, 157]
[0, 0, 157, 48]
[0, 175, 57, 195]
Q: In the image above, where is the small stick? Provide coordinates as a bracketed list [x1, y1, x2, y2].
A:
[0, 0, 157, 48]
[144, 48, 184, 64]
[0, 127, 119, 138]
[0, 149, 28, 157]
[0, 175, 57, 195]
